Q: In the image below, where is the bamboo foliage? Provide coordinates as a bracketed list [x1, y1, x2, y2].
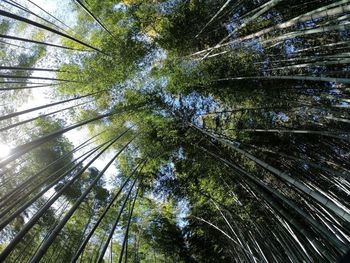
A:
[200, 145, 348, 259]
[203, 145, 348, 243]
[0, 100, 91, 133]
[0, 33, 91, 51]
[191, 123, 350, 222]
[0, 130, 129, 261]
[203, 0, 284, 59]
[0, 132, 102, 205]
[218, 75, 350, 84]
[0, 141, 109, 231]
[0, 111, 115, 169]
[29, 136, 135, 263]
[0, 10, 101, 52]
[195, 0, 234, 38]
[0, 0, 349, 262]
[117, 185, 139, 263]
[96, 179, 138, 263]
[70, 162, 144, 262]
[193, 0, 350, 57]
[74, 0, 113, 36]
[2, 0, 71, 34]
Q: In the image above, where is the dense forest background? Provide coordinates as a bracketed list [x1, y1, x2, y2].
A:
[0, 0, 350, 262]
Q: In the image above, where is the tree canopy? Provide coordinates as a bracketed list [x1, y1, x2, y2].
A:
[0, 0, 350, 262]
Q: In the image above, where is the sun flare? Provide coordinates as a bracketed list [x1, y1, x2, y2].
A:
[0, 144, 11, 159]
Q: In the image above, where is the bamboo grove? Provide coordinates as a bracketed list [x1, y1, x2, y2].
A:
[0, 0, 349, 262]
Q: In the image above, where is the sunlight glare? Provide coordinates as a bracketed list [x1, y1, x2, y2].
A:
[0, 144, 11, 159]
